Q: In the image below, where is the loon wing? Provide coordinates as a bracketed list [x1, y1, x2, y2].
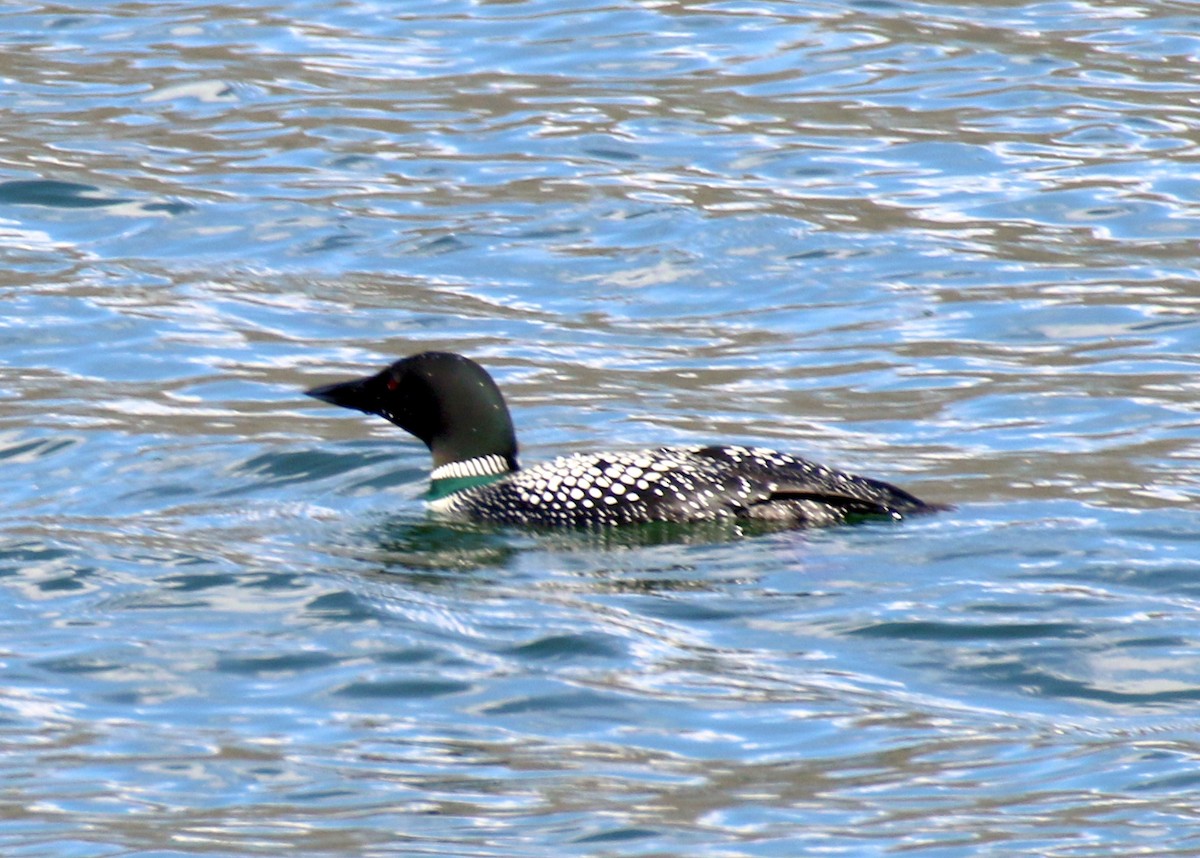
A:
[689, 445, 935, 522]
[756, 477, 929, 518]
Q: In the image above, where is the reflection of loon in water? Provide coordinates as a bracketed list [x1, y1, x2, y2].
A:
[308, 352, 944, 530]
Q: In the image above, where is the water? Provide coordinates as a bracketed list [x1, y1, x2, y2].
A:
[3, 0, 1200, 855]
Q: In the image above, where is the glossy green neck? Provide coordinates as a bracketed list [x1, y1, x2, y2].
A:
[427, 471, 508, 500]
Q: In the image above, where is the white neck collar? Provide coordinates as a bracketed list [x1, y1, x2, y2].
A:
[429, 454, 512, 482]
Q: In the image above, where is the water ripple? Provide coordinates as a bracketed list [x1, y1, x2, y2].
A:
[2, 0, 1200, 855]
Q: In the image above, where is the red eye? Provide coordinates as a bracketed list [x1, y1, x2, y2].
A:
[386, 377, 399, 391]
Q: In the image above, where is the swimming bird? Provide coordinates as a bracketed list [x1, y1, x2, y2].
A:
[306, 351, 941, 529]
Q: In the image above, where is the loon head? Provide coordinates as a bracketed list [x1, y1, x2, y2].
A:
[306, 351, 519, 473]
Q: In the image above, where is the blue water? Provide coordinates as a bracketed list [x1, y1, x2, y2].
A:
[3, 1, 1200, 855]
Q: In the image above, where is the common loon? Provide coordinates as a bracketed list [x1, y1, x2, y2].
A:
[306, 351, 941, 529]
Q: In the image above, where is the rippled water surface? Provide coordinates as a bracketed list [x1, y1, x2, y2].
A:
[3, 1, 1200, 855]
